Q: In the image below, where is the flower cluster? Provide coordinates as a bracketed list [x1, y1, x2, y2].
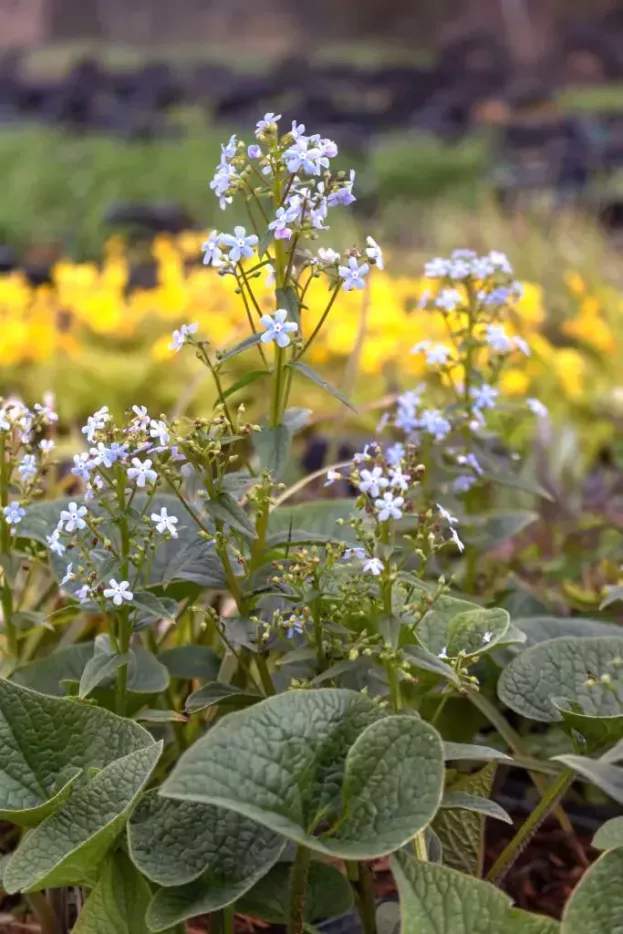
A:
[0, 396, 57, 536]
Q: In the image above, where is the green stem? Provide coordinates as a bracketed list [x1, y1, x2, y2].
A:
[0, 433, 17, 659]
[485, 766, 575, 884]
[270, 345, 286, 428]
[27, 892, 62, 934]
[256, 653, 276, 696]
[288, 846, 312, 934]
[413, 831, 428, 862]
[346, 862, 377, 934]
[115, 471, 131, 716]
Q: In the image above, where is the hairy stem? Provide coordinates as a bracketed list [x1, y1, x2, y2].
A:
[486, 766, 575, 884]
[26, 892, 62, 934]
[288, 845, 311, 934]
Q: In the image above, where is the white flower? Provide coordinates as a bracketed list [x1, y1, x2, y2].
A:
[365, 236, 384, 269]
[34, 402, 58, 424]
[151, 507, 179, 538]
[375, 493, 404, 521]
[324, 469, 342, 487]
[265, 264, 276, 287]
[75, 584, 92, 604]
[103, 579, 133, 606]
[482, 630, 493, 645]
[343, 547, 366, 561]
[389, 467, 410, 492]
[438, 645, 449, 660]
[59, 502, 88, 533]
[363, 557, 384, 576]
[169, 322, 198, 352]
[527, 398, 548, 418]
[411, 341, 452, 366]
[149, 419, 170, 447]
[81, 406, 110, 443]
[46, 529, 65, 556]
[318, 247, 340, 265]
[488, 250, 513, 274]
[61, 563, 75, 586]
[127, 458, 157, 488]
[435, 288, 462, 312]
[424, 258, 450, 279]
[18, 454, 37, 482]
[219, 226, 259, 263]
[359, 467, 388, 498]
[3, 503, 25, 525]
[260, 309, 298, 349]
[450, 527, 465, 553]
[418, 409, 452, 441]
[39, 439, 55, 454]
[131, 405, 150, 430]
[437, 503, 458, 526]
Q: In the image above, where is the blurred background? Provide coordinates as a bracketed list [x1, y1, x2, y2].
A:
[2, 0, 623, 446]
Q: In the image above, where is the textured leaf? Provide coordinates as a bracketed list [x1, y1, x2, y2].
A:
[237, 861, 354, 923]
[0, 680, 153, 826]
[418, 607, 509, 659]
[553, 754, 623, 805]
[79, 651, 130, 699]
[135, 709, 187, 724]
[289, 361, 355, 410]
[158, 646, 221, 681]
[512, 617, 616, 648]
[434, 762, 498, 876]
[392, 852, 559, 933]
[441, 792, 512, 824]
[403, 646, 460, 686]
[162, 689, 444, 859]
[593, 816, 623, 850]
[562, 848, 623, 933]
[4, 742, 161, 892]
[185, 682, 261, 714]
[72, 851, 152, 934]
[498, 636, 623, 750]
[128, 792, 283, 887]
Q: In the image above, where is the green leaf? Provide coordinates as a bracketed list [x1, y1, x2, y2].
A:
[553, 754, 623, 805]
[204, 492, 257, 539]
[418, 607, 509, 659]
[465, 511, 539, 548]
[512, 617, 616, 648]
[129, 797, 283, 933]
[219, 369, 269, 403]
[79, 649, 130, 699]
[498, 636, 623, 750]
[4, 741, 161, 892]
[158, 646, 221, 681]
[276, 285, 300, 325]
[443, 743, 511, 763]
[392, 851, 560, 934]
[218, 332, 264, 364]
[434, 762, 499, 876]
[72, 851, 152, 934]
[471, 445, 553, 501]
[562, 848, 623, 933]
[253, 422, 292, 478]
[0, 679, 153, 827]
[283, 407, 312, 431]
[185, 681, 261, 714]
[237, 860, 354, 923]
[441, 791, 512, 824]
[162, 688, 444, 859]
[268, 499, 358, 546]
[13, 643, 95, 695]
[132, 592, 177, 626]
[128, 792, 283, 887]
[600, 585, 623, 609]
[135, 709, 187, 724]
[289, 361, 355, 410]
[403, 645, 460, 686]
[593, 816, 623, 850]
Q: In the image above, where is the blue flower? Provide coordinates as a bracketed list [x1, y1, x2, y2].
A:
[18, 454, 37, 482]
[285, 614, 304, 638]
[417, 409, 452, 441]
[202, 231, 224, 267]
[435, 288, 462, 311]
[339, 256, 369, 291]
[260, 309, 298, 348]
[385, 442, 405, 466]
[247, 144, 262, 159]
[470, 385, 499, 410]
[3, 502, 25, 525]
[363, 557, 384, 576]
[255, 113, 281, 137]
[375, 493, 404, 521]
[59, 502, 88, 532]
[268, 207, 295, 241]
[219, 227, 259, 263]
[169, 322, 199, 352]
[127, 458, 158, 488]
[527, 398, 548, 418]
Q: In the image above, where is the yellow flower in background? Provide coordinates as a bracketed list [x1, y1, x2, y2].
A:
[554, 348, 586, 398]
[500, 369, 530, 396]
[564, 270, 587, 296]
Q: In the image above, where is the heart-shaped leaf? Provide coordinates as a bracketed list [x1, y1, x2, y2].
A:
[253, 423, 292, 478]
[593, 816, 623, 850]
[158, 646, 221, 681]
[418, 607, 510, 659]
[72, 851, 152, 934]
[237, 861, 354, 923]
[161, 688, 445, 859]
[0, 679, 153, 826]
[130, 798, 284, 933]
[498, 636, 623, 750]
[128, 792, 283, 887]
[512, 617, 616, 649]
[392, 851, 560, 933]
[562, 848, 623, 933]
[3, 741, 161, 892]
[267, 499, 358, 546]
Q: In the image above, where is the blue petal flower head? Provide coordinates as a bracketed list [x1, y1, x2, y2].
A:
[260, 309, 298, 348]
[469, 384, 499, 410]
[268, 207, 294, 241]
[339, 256, 369, 291]
[219, 226, 259, 263]
[255, 112, 282, 137]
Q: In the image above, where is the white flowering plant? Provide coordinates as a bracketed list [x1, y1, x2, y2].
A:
[0, 115, 621, 934]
